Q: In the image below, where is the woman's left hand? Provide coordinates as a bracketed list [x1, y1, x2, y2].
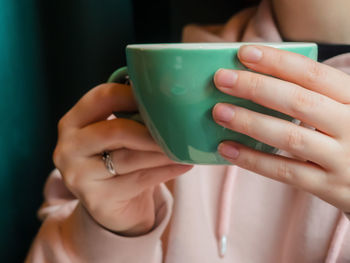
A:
[212, 45, 350, 212]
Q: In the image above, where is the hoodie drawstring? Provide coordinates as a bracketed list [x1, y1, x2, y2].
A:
[325, 211, 350, 262]
[217, 165, 238, 257]
[216, 165, 350, 260]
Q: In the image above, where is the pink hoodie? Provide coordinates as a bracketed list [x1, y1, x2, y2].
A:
[26, 1, 350, 262]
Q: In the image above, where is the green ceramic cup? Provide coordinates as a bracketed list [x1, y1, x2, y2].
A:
[109, 43, 317, 165]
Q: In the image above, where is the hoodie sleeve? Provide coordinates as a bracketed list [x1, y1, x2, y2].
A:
[25, 169, 173, 263]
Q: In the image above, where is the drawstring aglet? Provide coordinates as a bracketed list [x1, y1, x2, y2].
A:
[219, 235, 227, 258]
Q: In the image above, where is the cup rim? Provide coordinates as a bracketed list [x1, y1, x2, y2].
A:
[126, 42, 317, 50]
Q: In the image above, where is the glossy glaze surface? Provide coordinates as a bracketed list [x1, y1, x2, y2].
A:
[111, 43, 317, 164]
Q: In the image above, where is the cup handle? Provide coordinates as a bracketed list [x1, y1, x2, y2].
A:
[108, 66, 129, 84]
[108, 67, 144, 124]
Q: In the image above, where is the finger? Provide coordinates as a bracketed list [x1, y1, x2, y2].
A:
[110, 164, 193, 200]
[110, 149, 176, 175]
[82, 163, 193, 199]
[237, 45, 350, 103]
[60, 83, 137, 130]
[218, 141, 327, 196]
[85, 148, 175, 177]
[212, 103, 341, 170]
[214, 69, 350, 137]
[77, 118, 162, 155]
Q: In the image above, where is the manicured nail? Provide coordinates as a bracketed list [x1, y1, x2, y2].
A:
[215, 69, 238, 88]
[214, 103, 235, 123]
[239, 46, 263, 63]
[219, 143, 239, 159]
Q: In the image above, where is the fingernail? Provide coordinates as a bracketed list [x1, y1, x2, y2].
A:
[239, 46, 263, 63]
[213, 103, 235, 123]
[219, 143, 239, 159]
[215, 69, 238, 88]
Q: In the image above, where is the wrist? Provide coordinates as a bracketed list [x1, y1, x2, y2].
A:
[113, 218, 156, 237]
[81, 201, 156, 237]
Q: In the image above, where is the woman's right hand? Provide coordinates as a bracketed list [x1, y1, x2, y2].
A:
[53, 83, 193, 236]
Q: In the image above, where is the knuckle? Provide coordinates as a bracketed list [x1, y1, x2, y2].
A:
[284, 127, 304, 152]
[290, 88, 316, 116]
[61, 169, 80, 193]
[57, 113, 77, 137]
[93, 83, 118, 101]
[238, 112, 253, 135]
[57, 115, 69, 134]
[305, 61, 326, 85]
[52, 140, 68, 168]
[87, 83, 117, 108]
[53, 135, 79, 168]
[247, 74, 264, 100]
[276, 161, 294, 183]
[52, 139, 71, 165]
[52, 145, 63, 167]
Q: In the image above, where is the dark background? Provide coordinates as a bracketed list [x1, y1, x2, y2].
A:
[0, 0, 257, 261]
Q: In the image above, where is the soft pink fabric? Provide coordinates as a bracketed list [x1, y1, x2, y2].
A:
[26, 171, 172, 263]
[217, 166, 238, 257]
[26, 0, 350, 262]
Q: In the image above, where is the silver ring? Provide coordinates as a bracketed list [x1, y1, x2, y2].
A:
[102, 151, 117, 176]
